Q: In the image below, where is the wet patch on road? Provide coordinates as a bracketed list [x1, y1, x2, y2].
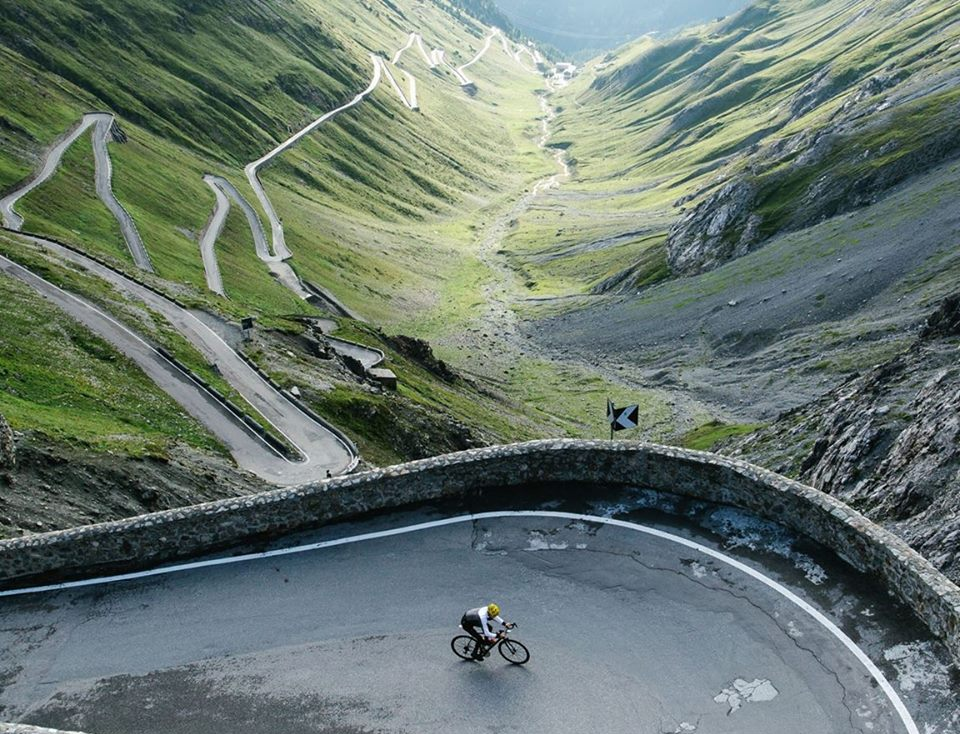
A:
[576, 487, 960, 733]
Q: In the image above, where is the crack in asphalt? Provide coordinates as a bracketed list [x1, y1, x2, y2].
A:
[642, 561, 869, 733]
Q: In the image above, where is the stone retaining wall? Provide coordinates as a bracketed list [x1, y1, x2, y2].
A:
[1, 440, 958, 663]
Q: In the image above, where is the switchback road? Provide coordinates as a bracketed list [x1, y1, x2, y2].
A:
[0, 113, 153, 272]
[8, 234, 358, 482]
[1, 495, 955, 734]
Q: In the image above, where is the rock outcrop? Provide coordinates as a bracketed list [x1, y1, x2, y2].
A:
[666, 180, 760, 275]
[663, 63, 960, 276]
[727, 294, 960, 582]
[384, 333, 459, 382]
[0, 413, 14, 470]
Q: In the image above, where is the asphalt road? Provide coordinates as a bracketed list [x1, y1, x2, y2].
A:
[326, 335, 384, 370]
[1, 492, 954, 734]
[243, 54, 383, 264]
[88, 115, 153, 273]
[12, 234, 358, 481]
[198, 176, 229, 295]
[0, 117, 97, 231]
[0, 113, 152, 272]
[0, 253, 283, 471]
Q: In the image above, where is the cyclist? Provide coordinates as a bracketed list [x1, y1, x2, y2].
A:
[460, 603, 514, 660]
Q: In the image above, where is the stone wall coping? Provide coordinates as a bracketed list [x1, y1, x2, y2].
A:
[1, 439, 957, 663]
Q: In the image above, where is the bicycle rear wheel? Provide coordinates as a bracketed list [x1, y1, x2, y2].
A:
[451, 635, 480, 660]
[498, 638, 530, 665]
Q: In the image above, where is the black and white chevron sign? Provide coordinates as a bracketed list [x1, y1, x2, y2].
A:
[607, 400, 639, 432]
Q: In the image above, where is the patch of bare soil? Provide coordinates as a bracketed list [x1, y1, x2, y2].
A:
[0, 433, 262, 539]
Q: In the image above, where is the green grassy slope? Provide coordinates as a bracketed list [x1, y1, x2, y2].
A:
[504, 0, 960, 295]
[0, 247, 224, 457]
[0, 0, 360, 167]
[0, 0, 566, 459]
[0, 0, 545, 308]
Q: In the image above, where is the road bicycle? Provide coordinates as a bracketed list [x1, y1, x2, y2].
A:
[451, 624, 530, 665]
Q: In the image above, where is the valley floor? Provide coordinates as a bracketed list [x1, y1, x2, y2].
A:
[525, 158, 960, 422]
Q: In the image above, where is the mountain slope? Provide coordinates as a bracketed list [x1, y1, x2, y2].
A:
[0, 0, 550, 318]
[504, 0, 960, 355]
[0, 0, 581, 532]
[494, 0, 749, 55]
[725, 293, 960, 583]
[499, 0, 960, 584]
[544, 0, 960, 284]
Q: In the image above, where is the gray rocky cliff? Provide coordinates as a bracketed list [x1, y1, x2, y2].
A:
[666, 180, 760, 275]
[726, 294, 960, 581]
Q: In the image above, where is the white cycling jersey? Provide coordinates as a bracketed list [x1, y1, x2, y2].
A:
[468, 606, 506, 639]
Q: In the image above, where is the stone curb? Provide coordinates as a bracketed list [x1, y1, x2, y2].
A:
[0, 439, 957, 664]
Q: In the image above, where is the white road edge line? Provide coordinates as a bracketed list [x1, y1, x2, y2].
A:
[0, 253, 289, 465]
[19, 236, 335, 469]
[0, 510, 919, 733]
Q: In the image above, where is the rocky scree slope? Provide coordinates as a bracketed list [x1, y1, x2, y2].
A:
[726, 294, 960, 583]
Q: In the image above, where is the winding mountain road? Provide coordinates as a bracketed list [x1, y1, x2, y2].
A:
[0, 25, 541, 480]
[9, 234, 359, 483]
[0, 113, 154, 272]
[198, 174, 313, 300]
[0, 252, 294, 476]
[195, 24, 533, 360]
[454, 30, 498, 85]
[0, 117, 97, 231]
[216, 26, 531, 300]
[393, 32, 441, 68]
[198, 177, 229, 295]
[377, 57, 417, 110]
[89, 115, 154, 272]
[240, 27, 512, 263]
[2, 505, 951, 732]
[243, 54, 383, 264]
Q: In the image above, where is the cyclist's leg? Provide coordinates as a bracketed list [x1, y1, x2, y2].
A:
[462, 621, 486, 658]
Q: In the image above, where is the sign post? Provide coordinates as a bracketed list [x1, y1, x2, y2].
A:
[241, 316, 255, 343]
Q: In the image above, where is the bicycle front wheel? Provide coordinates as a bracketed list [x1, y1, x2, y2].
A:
[498, 638, 530, 665]
[451, 635, 480, 660]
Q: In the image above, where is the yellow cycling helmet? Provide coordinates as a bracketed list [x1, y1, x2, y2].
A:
[487, 603, 500, 617]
